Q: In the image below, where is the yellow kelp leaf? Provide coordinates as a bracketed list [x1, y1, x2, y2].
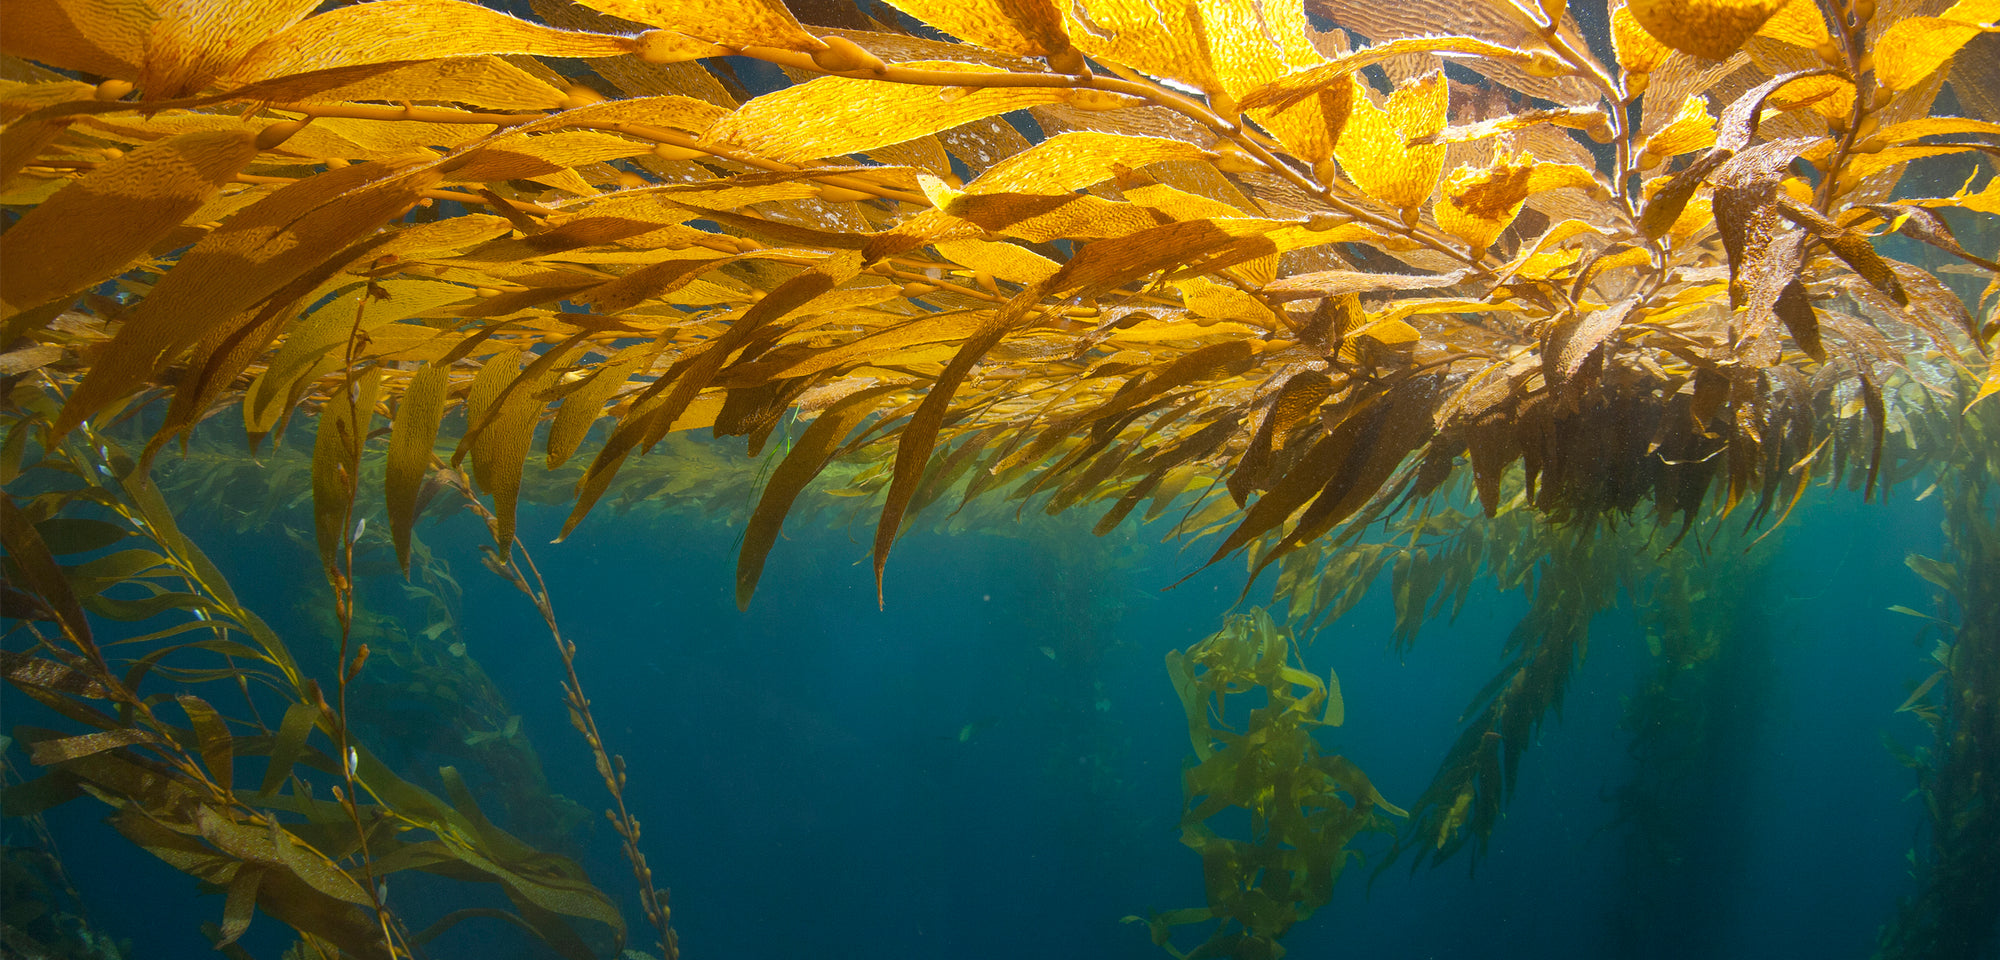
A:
[386, 363, 449, 575]
[1171, 276, 1280, 327]
[1933, 172, 2000, 216]
[1, 129, 258, 315]
[1216, 0, 1344, 162]
[277, 56, 569, 110]
[565, 0, 822, 51]
[1493, 218, 1600, 285]
[957, 193, 1167, 241]
[471, 353, 572, 551]
[1753, 0, 1829, 49]
[1261, 219, 1382, 254]
[762, 312, 991, 379]
[242, 278, 470, 432]
[1877, 1, 2000, 91]
[1200, 0, 1321, 100]
[1334, 71, 1448, 216]
[1628, 0, 1788, 61]
[707, 63, 1072, 164]
[1240, 37, 1544, 115]
[1641, 175, 1715, 242]
[548, 350, 652, 468]
[1641, 95, 1718, 159]
[1335, 316, 1419, 364]
[460, 347, 521, 450]
[1104, 317, 1261, 343]
[1436, 149, 1596, 254]
[1969, 358, 2000, 411]
[0, 0, 155, 81]
[272, 117, 497, 160]
[228, 0, 637, 85]
[1764, 73, 1853, 123]
[1194, 0, 1346, 161]
[1872, 116, 2000, 143]
[1064, 0, 1220, 96]
[370, 214, 515, 261]
[1122, 181, 1257, 222]
[961, 132, 1208, 196]
[141, 0, 319, 98]
[934, 239, 1061, 285]
[1876, 20, 1995, 91]
[1611, 4, 1670, 75]
[1840, 144, 1979, 182]
[1672, 191, 1720, 242]
[878, 0, 1072, 58]
[1416, 107, 1612, 148]
[542, 94, 731, 136]
[739, 383, 899, 609]
[442, 131, 653, 182]
[0, 83, 95, 188]
[1262, 267, 1470, 301]
[1048, 217, 1283, 298]
[1256, 80, 1352, 165]
[56, 154, 443, 434]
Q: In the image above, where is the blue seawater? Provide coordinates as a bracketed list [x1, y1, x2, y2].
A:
[9, 436, 1990, 960]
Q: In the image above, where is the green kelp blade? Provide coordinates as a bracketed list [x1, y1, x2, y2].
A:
[30, 516, 135, 554]
[434, 766, 625, 946]
[27, 728, 156, 765]
[0, 496, 98, 660]
[216, 865, 263, 947]
[176, 694, 235, 791]
[257, 702, 320, 797]
[310, 367, 381, 581]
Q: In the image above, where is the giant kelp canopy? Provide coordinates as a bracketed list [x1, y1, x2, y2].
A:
[3, 0, 1998, 955]
[2, 0, 1994, 599]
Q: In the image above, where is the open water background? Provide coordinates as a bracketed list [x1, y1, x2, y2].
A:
[11, 443, 1989, 959]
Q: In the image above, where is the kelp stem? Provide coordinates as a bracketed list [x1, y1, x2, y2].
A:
[447, 472, 679, 960]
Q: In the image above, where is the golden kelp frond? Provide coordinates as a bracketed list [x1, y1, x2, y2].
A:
[1627, 0, 1791, 61]
[1333, 70, 1449, 217]
[1137, 609, 1398, 957]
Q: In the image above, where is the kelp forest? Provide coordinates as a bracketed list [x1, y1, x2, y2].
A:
[0, 0, 1997, 956]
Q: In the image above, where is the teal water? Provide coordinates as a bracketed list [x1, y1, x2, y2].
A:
[9, 435, 1982, 959]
